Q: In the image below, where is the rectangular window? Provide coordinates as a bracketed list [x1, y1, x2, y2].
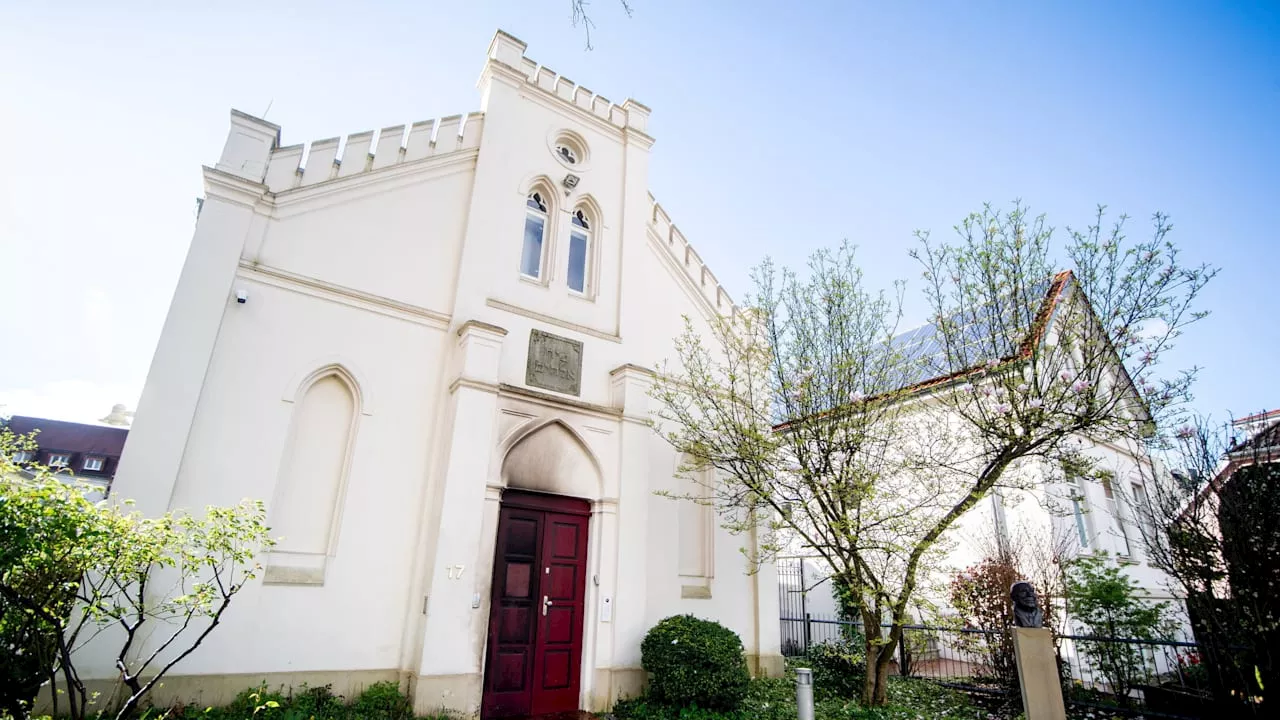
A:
[11, 450, 33, 464]
[567, 230, 588, 293]
[48, 453, 70, 467]
[1132, 482, 1155, 538]
[83, 457, 104, 471]
[520, 213, 545, 279]
[1101, 477, 1132, 556]
[1072, 498, 1090, 548]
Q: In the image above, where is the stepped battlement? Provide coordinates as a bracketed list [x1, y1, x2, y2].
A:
[261, 113, 484, 193]
[486, 30, 650, 134]
[648, 194, 737, 317]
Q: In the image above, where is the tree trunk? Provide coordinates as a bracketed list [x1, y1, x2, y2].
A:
[860, 619, 900, 706]
[861, 618, 879, 706]
[872, 641, 895, 705]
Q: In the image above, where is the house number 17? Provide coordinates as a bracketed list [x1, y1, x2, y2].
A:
[447, 564, 466, 580]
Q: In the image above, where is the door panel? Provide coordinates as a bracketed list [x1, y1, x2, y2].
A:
[529, 512, 589, 715]
[482, 492, 590, 719]
[482, 507, 542, 716]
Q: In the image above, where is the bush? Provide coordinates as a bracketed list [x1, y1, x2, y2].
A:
[288, 684, 347, 719]
[351, 681, 413, 720]
[162, 681, 428, 720]
[0, 427, 276, 720]
[612, 675, 976, 720]
[640, 615, 750, 711]
[804, 639, 866, 701]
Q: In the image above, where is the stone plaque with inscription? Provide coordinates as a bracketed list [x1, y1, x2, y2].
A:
[526, 329, 583, 396]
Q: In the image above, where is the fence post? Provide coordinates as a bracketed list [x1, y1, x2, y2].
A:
[795, 667, 815, 720]
[898, 631, 911, 677]
[803, 613, 812, 654]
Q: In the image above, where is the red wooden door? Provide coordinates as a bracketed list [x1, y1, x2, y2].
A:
[482, 492, 590, 718]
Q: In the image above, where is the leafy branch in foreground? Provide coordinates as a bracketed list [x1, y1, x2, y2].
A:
[0, 426, 275, 720]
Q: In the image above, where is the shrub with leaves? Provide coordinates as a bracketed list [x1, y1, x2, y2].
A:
[948, 555, 1021, 688]
[640, 615, 750, 711]
[351, 681, 413, 720]
[164, 682, 432, 720]
[0, 426, 275, 720]
[1065, 552, 1171, 703]
[804, 639, 866, 701]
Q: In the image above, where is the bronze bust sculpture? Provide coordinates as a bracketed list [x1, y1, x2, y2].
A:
[1010, 581, 1043, 628]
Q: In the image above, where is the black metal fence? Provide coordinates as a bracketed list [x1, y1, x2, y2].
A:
[778, 614, 1265, 719]
[777, 557, 838, 656]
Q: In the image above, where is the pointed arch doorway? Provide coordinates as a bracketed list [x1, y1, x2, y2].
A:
[481, 490, 590, 718]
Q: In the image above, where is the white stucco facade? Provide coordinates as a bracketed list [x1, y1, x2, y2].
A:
[100, 31, 780, 717]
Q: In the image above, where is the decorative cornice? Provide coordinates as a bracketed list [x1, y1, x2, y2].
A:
[450, 376, 501, 396]
[237, 260, 451, 329]
[203, 166, 269, 206]
[266, 149, 479, 218]
[622, 126, 656, 150]
[497, 383, 623, 420]
[456, 319, 509, 338]
[485, 298, 621, 343]
[609, 363, 656, 379]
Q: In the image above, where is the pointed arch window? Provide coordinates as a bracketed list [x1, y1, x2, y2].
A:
[521, 191, 549, 280]
[567, 208, 592, 294]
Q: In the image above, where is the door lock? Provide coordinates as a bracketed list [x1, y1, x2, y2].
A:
[542, 595, 553, 616]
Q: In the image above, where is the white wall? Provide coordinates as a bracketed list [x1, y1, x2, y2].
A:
[99, 30, 776, 716]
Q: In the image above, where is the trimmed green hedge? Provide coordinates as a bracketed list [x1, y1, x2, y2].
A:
[640, 615, 751, 711]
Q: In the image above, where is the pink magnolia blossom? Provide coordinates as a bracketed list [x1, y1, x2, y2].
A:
[1072, 380, 1091, 393]
[994, 402, 1012, 415]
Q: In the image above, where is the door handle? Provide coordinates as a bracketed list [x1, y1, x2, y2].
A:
[542, 595, 553, 616]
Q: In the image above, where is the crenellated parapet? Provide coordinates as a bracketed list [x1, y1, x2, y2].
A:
[647, 193, 737, 317]
[261, 112, 485, 193]
[485, 30, 650, 135]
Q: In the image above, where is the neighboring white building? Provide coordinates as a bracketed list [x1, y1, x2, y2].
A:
[773, 277, 1186, 650]
[93, 31, 780, 718]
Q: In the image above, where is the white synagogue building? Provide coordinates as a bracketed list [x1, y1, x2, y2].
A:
[98, 30, 781, 719]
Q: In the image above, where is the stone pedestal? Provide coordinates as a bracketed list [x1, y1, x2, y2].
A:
[1012, 627, 1066, 720]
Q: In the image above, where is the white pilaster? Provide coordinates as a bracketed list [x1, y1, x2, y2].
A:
[416, 321, 507, 689]
[608, 364, 656, 672]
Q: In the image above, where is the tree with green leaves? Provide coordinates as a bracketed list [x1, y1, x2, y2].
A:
[1064, 552, 1171, 702]
[0, 427, 275, 720]
[652, 202, 1213, 706]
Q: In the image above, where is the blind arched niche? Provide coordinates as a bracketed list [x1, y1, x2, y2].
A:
[266, 367, 361, 585]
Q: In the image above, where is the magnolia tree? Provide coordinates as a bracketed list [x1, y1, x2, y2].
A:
[0, 428, 274, 720]
[652, 204, 1214, 706]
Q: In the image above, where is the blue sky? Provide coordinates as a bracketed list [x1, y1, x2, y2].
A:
[1, 1, 1276, 424]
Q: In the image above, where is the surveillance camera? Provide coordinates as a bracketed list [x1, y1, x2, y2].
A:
[235, 289, 248, 304]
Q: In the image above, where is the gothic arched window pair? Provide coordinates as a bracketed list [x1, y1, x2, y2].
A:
[521, 190, 594, 295]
